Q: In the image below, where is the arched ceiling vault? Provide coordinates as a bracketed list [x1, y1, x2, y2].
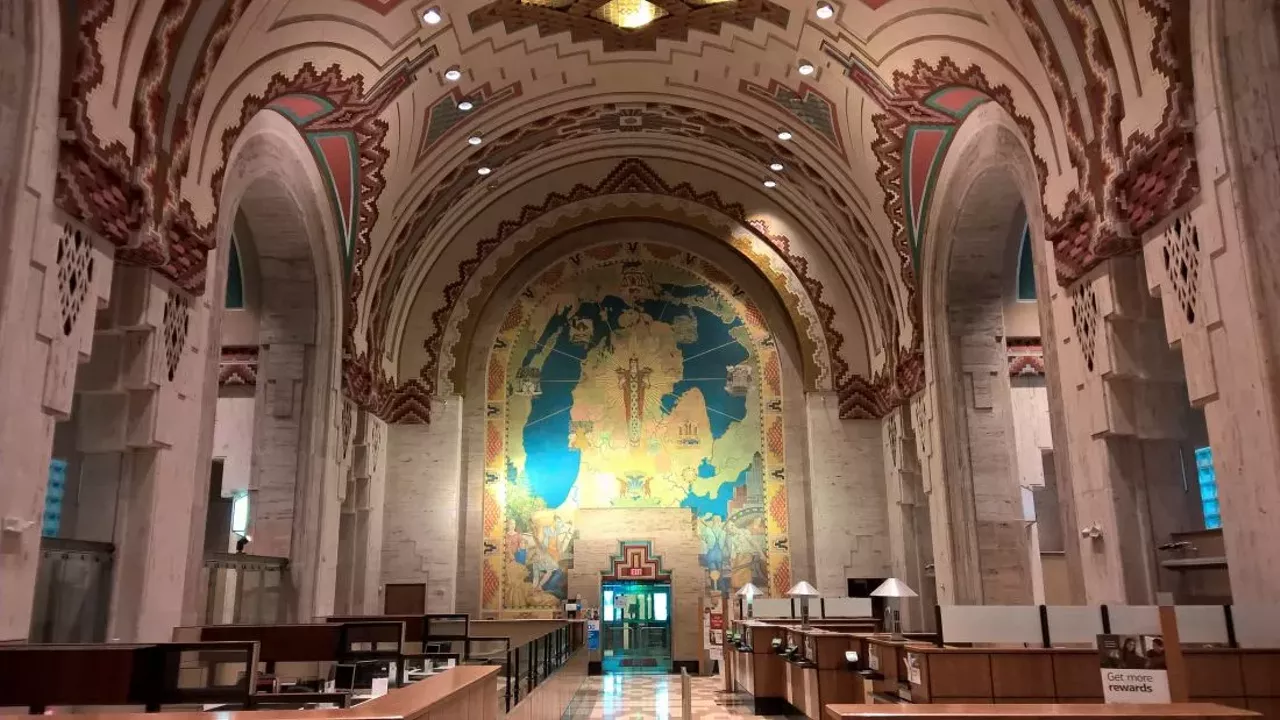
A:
[55, 0, 1197, 421]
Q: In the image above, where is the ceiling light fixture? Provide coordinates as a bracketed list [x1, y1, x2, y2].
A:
[468, 134, 484, 146]
[477, 166, 492, 176]
[769, 162, 785, 172]
[798, 61, 815, 76]
[444, 67, 462, 82]
[763, 179, 778, 188]
[458, 100, 474, 111]
[776, 129, 793, 141]
[815, 2, 835, 20]
[423, 7, 442, 24]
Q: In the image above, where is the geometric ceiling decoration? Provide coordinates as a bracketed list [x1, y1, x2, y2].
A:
[470, 0, 789, 51]
[740, 80, 844, 153]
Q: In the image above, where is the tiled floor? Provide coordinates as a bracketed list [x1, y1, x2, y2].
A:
[562, 673, 804, 719]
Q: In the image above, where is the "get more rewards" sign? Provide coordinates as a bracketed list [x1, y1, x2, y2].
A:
[1097, 634, 1170, 703]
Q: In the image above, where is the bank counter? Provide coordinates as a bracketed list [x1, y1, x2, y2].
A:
[858, 638, 1280, 713]
[728, 620, 877, 718]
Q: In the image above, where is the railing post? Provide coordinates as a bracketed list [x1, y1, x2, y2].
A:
[528, 639, 536, 689]
[681, 667, 692, 719]
[512, 647, 520, 706]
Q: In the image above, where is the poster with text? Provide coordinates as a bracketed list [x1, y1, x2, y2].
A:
[1098, 634, 1170, 703]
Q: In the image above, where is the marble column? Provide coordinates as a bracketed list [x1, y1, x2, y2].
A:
[803, 392, 890, 595]
[882, 407, 935, 630]
[1181, 0, 1280, 602]
[73, 266, 219, 641]
[1047, 257, 1203, 603]
[383, 397, 464, 613]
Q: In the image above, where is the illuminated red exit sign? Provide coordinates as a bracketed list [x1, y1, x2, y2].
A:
[627, 568, 645, 577]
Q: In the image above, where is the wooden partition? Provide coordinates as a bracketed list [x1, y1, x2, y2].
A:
[824, 703, 1259, 720]
[855, 639, 1280, 719]
[780, 627, 865, 719]
[727, 621, 790, 714]
[0, 642, 260, 712]
[0, 664, 501, 720]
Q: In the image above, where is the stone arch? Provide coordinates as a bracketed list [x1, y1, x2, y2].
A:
[214, 109, 347, 620]
[918, 101, 1055, 605]
[446, 220, 818, 617]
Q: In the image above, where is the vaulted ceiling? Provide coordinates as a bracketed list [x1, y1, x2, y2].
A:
[55, 0, 1197, 421]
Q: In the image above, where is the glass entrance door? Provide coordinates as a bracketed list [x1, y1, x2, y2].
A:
[600, 580, 672, 673]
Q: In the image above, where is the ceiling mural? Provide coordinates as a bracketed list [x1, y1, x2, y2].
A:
[50, 0, 1195, 421]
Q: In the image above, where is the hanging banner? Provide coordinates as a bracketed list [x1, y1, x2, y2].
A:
[587, 619, 601, 651]
[1098, 634, 1170, 703]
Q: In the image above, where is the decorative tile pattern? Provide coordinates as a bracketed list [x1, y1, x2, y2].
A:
[563, 674, 804, 719]
[218, 346, 259, 386]
[739, 80, 843, 153]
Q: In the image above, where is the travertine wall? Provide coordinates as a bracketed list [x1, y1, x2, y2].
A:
[567, 508, 702, 664]
[213, 393, 255, 496]
[804, 393, 890, 594]
[380, 398, 463, 612]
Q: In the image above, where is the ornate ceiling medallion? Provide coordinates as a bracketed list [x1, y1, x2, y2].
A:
[472, 0, 789, 52]
[590, 0, 669, 28]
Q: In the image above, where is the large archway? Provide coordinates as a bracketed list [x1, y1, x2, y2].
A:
[921, 103, 1057, 605]
[208, 110, 347, 621]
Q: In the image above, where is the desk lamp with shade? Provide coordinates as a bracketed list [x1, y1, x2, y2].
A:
[736, 582, 762, 619]
[870, 578, 917, 640]
[787, 581, 820, 628]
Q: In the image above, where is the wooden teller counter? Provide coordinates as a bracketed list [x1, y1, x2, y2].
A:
[728, 620, 871, 718]
[847, 637, 1279, 717]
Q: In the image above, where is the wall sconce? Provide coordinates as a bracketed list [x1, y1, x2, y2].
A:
[1080, 524, 1103, 539]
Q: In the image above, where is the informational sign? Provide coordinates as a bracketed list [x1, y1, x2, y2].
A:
[704, 596, 725, 662]
[1098, 634, 1170, 703]
[905, 653, 922, 685]
[587, 619, 601, 650]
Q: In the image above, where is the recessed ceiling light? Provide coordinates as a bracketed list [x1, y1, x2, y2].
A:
[815, 2, 835, 20]
[444, 67, 462, 82]
[423, 7, 442, 24]
[798, 61, 815, 76]
[468, 134, 484, 146]
[477, 166, 492, 176]
[763, 179, 777, 188]
[776, 129, 793, 141]
[458, 100, 474, 111]
[769, 162, 785, 172]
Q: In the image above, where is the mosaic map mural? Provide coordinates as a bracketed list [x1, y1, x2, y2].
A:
[482, 243, 791, 613]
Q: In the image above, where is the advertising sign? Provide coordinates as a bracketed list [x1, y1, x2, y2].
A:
[587, 619, 600, 651]
[1098, 634, 1170, 703]
[704, 596, 724, 661]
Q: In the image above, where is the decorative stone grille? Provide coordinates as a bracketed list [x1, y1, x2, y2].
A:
[56, 225, 95, 336]
[1071, 282, 1099, 373]
[1162, 216, 1201, 326]
[162, 291, 190, 382]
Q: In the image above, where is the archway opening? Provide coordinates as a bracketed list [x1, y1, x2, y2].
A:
[205, 113, 346, 623]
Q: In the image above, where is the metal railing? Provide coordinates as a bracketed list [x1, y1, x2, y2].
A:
[202, 553, 289, 625]
[466, 624, 579, 713]
[28, 538, 113, 643]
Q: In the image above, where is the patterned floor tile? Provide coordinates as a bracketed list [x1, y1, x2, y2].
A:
[561, 674, 805, 719]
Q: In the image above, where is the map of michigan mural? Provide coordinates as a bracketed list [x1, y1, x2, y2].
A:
[482, 243, 790, 613]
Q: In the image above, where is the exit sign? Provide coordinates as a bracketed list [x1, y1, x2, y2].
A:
[628, 568, 645, 577]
